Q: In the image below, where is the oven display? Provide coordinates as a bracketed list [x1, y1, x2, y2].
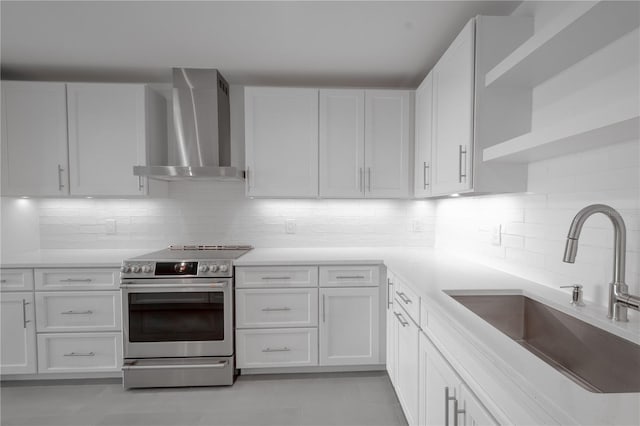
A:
[155, 262, 198, 276]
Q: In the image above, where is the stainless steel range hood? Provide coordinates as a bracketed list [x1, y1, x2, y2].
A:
[134, 68, 244, 180]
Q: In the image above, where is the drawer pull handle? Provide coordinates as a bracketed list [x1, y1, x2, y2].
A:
[261, 307, 291, 312]
[445, 387, 457, 426]
[387, 278, 393, 309]
[122, 361, 228, 370]
[61, 310, 94, 315]
[395, 291, 412, 304]
[394, 311, 409, 327]
[336, 275, 365, 279]
[60, 278, 93, 283]
[22, 300, 30, 328]
[261, 276, 291, 280]
[262, 347, 291, 353]
[64, 352, 95, 357]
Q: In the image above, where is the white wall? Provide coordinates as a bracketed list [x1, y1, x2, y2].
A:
[30, 184, 435, 250]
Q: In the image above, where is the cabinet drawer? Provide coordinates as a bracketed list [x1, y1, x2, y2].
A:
[319, 265, 381, 287]
[236, 328, 318, 368]
[236, 288, 318, 329]
[35, 268, 119, 290]
[36, 291, 120, 332]
[235, 266, 318, 288]
[37, 332, 122, 373]
[393, 276, 420, 324]
[0, 269, 34, 291]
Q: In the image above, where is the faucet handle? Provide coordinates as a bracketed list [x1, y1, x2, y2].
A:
[560, 285, 585, 306]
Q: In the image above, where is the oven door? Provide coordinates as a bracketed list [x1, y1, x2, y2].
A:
[121, 278, 233, 358]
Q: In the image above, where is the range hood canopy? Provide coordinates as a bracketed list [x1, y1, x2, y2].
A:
[134, 68, 244, 180]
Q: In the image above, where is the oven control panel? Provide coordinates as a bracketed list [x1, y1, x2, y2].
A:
[121, 260, 232, 278]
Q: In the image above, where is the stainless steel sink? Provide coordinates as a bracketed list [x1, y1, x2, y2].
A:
[450, 294, 640, 393]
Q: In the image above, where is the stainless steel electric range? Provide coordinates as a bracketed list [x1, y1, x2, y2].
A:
[120, 245, 252, 389]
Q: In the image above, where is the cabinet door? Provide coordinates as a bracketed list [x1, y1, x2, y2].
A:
[431, 19, 475, 196]
[420, 332, 460, 426]
[245, 87, 319, 197]
[319, 89, 365, 197]
[395, 307, 420, 426]
[414, 72, 433, 198]
[386, 272, 397, 385]
[364, 90, 411, 198]
[67, 83, 147, 196]
[0, 293, 36, 374]
[460, 383, 498, 426]
[1, 81, 69, 196]
[319, 287, 379, 366]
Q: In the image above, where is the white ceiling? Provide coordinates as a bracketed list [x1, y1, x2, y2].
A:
[1, 1, 521, 88]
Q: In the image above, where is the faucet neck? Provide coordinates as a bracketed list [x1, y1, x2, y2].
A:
[565, 204, 626, 285]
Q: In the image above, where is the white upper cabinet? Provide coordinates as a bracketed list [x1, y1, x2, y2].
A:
[67, 83, 148, 196]
[1, 81, 69, 197]
[245, 87, 319, 198]
[1, 81, 166, 197]
[414, 72, 433, 198]
[422, 17, 532, 197]
[319, 89, 365, 198]
[431, 20, 475, 196]
[364, 90, 411, 198]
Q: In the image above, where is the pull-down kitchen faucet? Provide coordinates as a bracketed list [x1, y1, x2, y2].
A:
[563, 204, 640, 321]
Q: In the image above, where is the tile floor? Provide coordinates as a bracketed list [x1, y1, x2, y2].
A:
[1, 372, 407, 426]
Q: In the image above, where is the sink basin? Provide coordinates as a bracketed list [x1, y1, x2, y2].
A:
[449, 294, 640, 393]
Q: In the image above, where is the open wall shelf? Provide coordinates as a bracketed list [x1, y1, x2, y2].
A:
[483, 103, 639, 163]
[485, 1, 640, 88]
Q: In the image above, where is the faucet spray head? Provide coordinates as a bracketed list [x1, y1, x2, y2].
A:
[563, 238, 579, 263]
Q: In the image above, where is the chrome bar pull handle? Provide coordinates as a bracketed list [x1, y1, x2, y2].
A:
[454, 398, 465, 426]
[64, 352, 95, 357]
[424, 162, 430, 188]
[261, 307, 291, 312]
[359, 167, 363, 192]
[322, 294, 326, 322]
[262, 347, 290, 353]
[336, 275, 365, 279]
[61, 310, 93, 315]
[261, 276, 291, 280]
[394, 311, 409, 327]
[445, 387, 456, 426]
[60, 278, 92, 283]
[22, 299, 30, 328]
[138, 176, 144, 191]
[367, 167, 372, 192]
[458, 145, 467, 183]
[57, 164, 65, 190]
[396, 291, 412, 304]
[387, 278, 393, 309]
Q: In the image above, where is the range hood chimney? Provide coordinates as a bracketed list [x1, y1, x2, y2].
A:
[134, 68, 244, 180]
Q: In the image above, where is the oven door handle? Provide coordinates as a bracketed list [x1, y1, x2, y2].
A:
[121, 282, 228, 289]
[122, 361, 228, 370]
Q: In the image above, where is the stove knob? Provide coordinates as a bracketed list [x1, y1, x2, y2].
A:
[131, 265, 141, 273]
[121, 265, 130, 273]
[219, 264, 228, 273]
[142, 265, 152, 273]
[209, 265, 219, 272]
[198, 265, 209, 273]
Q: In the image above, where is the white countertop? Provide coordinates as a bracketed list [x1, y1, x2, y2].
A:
[0, 249, 155, 268]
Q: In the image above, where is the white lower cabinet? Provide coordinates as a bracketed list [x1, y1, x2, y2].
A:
[235, 264, 384, 371]
[394, 306, 420, 426]
[319, 287, 379, 366]
[419, 328, 497, 426]
[236, 328, 318, 368]
[37, 332, 122, 373]
[35, 291, 121, 332]
[0, 292, 37, 374]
